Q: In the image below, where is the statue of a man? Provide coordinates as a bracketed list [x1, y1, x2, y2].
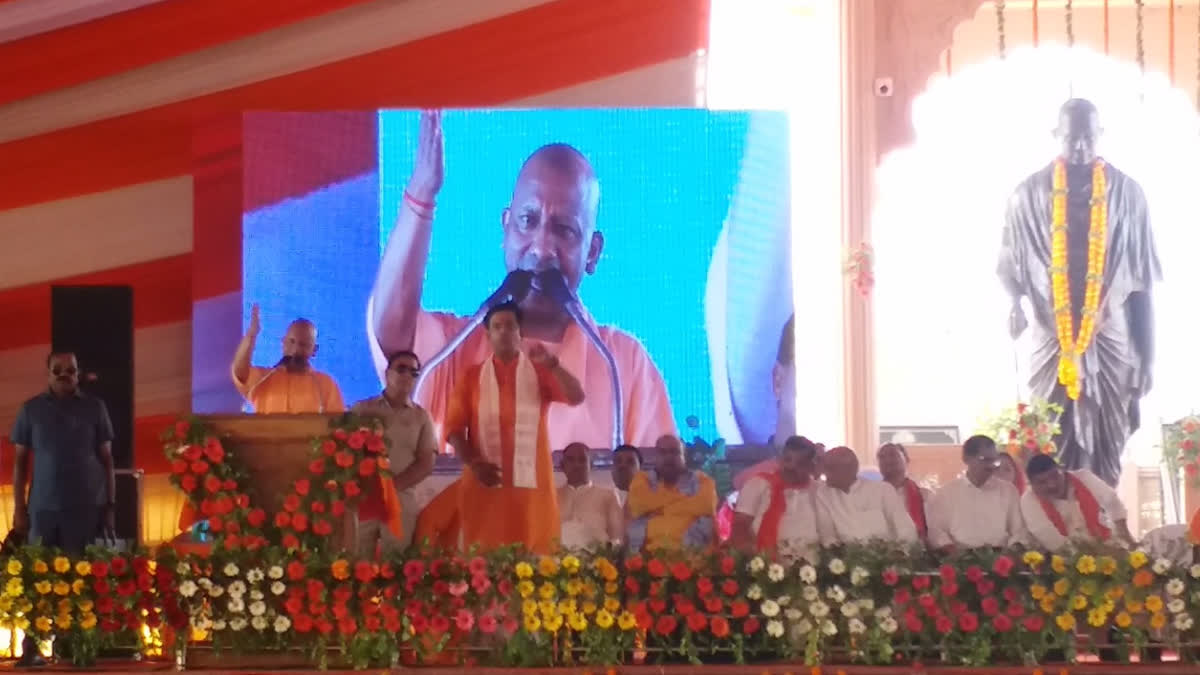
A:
[999, 98, 1160, 487]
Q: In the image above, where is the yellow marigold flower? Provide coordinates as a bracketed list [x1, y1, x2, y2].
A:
[1053, 579, 1071, 597]
[1128, 551, 1148, 570]
[566, 579, 583, 597]
[36, 599, 50, 613]
[538, 599, 556, 616]
[80, 613, 97, 630]
[568, 613, 588, 632]
[596, 558, 618, 582]
[517, 580, 535, 598]
[618, 611, 637, 631]
[604, 597, 621, 613]
[1030, 584, 1048, 600]
[34, 616, 52, 633]
[581, 600, 598, 615]
[537, 556, 560, 577]
[74, 561, 91, 577]
[0, 597, 12, 612]
[544, 614, 564, 633]
[1071, 595, 1088, 611]
[1124, 598, 1144, 614]
[330, 559, 350, 581]
[1145, 596, 1163, 613]
[1087, 608, 1108, 627]
[515, 562, 534, 579]
[71, 579, 86, 595]
[1098, 556, 1117, 576]
[54, 614, 72, 630]
[1040, 596, 1058, 614]
[33, 560, 48, 575]
[57, 599, 72, 614]
[17, 600, 32, 614]
[1106, 586, 1124, 601]
[5, 578, 24, 598]
[595, 609, 615, 629]
[581, 581, 597, 598]
[538, 582, 557, 600]
[1115, 611, 1133, 628]
[6, 559, 23, 575]
[76, 599, 94, 613]
[1150, 613, 1167, 630]
[52, 557, 70, 574]
[604, 581, 619, 595]
[34, 581, 51, 596]
[557, 599, 577, 616]
[1051, 556, 1067, 574]
[523, 614, 542, 632]
[561, 555, 581, 575]
[52, 581, 70, 596]
[1076, 555, 1097, 575]
[1055, 613, 1076, 631]
[1023, 551, 1045, 568]
[522, 599, 538, 616]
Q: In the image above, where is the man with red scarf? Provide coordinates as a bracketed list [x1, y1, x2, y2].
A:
[876, 443, 930, 541]
[1021, 454, 1134, 551]
[926, 435, 1027, 552]
[731, 435, 821, 560]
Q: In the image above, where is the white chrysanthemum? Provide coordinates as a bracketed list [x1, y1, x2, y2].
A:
[249, 601, 267, 617]
[798, 565, 817, 584]
[821, 620, 838, 636]
[766, 619, 785, 637]
[227, 597, 245, 614]
[848, 618, 867, 634]
[801, 585, 819, 602]
[748, 557, 766, 573]
[761, 599, 780, 617]
[809, 600, 830, 618]
[229, 617, 247, 632]
[828, 558, 846, 575]
[208, 584, 225, 598]
[179, 580, 198, 598]
[249, 589, 264, 601]
[841, 602, 859, 618]
[874, 606, 892, 619]
[1167, 598, 1186, 615]
[274, 615, 291, 633]
[246, 568, 265, 583]
[880, 616, 899, 634]
[850, 566, 870, 586]
[785, 608, 803, 621]
[223, 562, 240, 577]
[197, 577, 213, 589]
[271, 581, 286, 596]
[858, 598, 875, 612]
[227, 581, 246, 598]
[795, 618, 813, 635]
[1152, 558, 1172, 575]
[776, 595, 791, 607]
[1166, 579, 1186, 596]
[1174, 614, 1194, 631]
[767, 563, 785, 582]
[826, 585, 846, 603]
[268, 566, 285, 580]
[176, 562, 191, 576]
[212, 619, 227, 632]
[747, 584, 763, 600]
[1189, 564, 1200, 580]
[251, 615, 269, 631]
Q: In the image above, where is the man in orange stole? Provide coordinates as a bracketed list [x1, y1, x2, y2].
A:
[876, 442, 930, 542]
[443, 301, 585, 553]
[731, 435, 820, 561]
[1021, 454, 1134, 551]
[230, 304, 345, 414]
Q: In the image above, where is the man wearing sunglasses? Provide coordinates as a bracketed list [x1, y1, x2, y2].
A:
[11, 352, 116, 665]
[350, 350, 437, 556]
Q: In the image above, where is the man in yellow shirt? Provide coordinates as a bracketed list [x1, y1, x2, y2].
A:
[230, 304, 345, 413]
[627, 435, 717, 552]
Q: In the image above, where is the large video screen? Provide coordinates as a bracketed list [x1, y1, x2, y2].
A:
[230, 109, 792, 451]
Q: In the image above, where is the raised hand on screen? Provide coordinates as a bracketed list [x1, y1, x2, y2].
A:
[527, 343, 558, 368]
[248, 303, 261, 337]
[407, 110, 444, 204]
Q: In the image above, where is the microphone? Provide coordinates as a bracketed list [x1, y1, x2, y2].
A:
[413, 270, 536, 400]
[534, 269, 624, 449]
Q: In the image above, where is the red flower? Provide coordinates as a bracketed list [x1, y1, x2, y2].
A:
[455, 609, 475, 632]
[992, 556, 1015, 577]
[721, 579, 740, 597]
[719, 555, 736, 576]
[975, 580, 995, 596]
[384, 615, 403, 634]
[236, 494, 250, 509]
[670, 561, 692, 582]
[409, 614, 428, 634]
[881, 568, 900, 586]
[321, 440, 337, 456]
[293, 614, 314, 633]
[116, 580, 136, 597]
[1017, 402, 1028, 414]
[649, 581, 663, 597]
[247, 508, 266, 527]
[478, 614, 498, 634]
[647, 558, 667, 578]
[729, 600, 749, 618]
[215, 496, 233, 514]
[367, 434, 385, 453]
[355, 561, 377, 583]
[686, 612, 708, 632]
[174, 420, 189, 439]
[316, 619, 334, 635]
[282, 534, 300, 549]
[938, 565, 957, 583]
[430, 558, 446, 578]
[893, 588, 911, 605]
[917, 593, 936, 609]
[287, 560, 306, 581]
[625, 555, 644, 573]
[343, 481, 361, 498]
[467, 556, 488, 576]
[274, 512, 292, 528]
[207, 517, 224, 533]
[704, 596, 723, 614]
[742, 617, 760, 635]
[203, 441, 224, 464]
[364, 615, 382, 633]
[223, 535, 241, 550]
[1006, 603, 1025, 618]
[912, 575, 931, 590]
[331, 500, 346, 517]
[189, 460, 209, 475]
[335, 450, 355, 468]
[1023, 615, 1045, 632]
[91, 560, 109, 578]
[93, 579, 111, 596]
[283, 494, 301, 513]
[180, 475, 197, 492]
[358, 458, 377, 477]
[471, 574, 491, 595]
[285, 596, 304, 616]
[313, 519, 334, 536]
[950, 601, 968, 617]
[965, 566, 985, 583]
[430, 614, 451, 634]
[294, 479, 311, 496]
[110, 557, 129, 576]
[935, 616, 953, 633]
[95, 595, 114, 613]
[981, 597, 1000, 617]
[338, 617, 357, 636]
[204, 475, 222, 493]
[675, 597, 696, 616]
[904, 611, 923, 633]
[170, 459, 188, 475]
[940, 582, 958, 598]
[958, 612, 979, 633]
[649, 598, 667, 615]
[710, 615, 730, 638]
[308, 459, 326, 475]
[433, 580, 449, 596]
[497, 578, 512, 597]
[696, 577, 714, 596]
[624, 577, 640, 594]
[292, 514, 309, 532]
[333, 428, 348, 441]
[403, 560, 425, 579]
[992, 614, 1014, 632]
[654, 615, 678, 636]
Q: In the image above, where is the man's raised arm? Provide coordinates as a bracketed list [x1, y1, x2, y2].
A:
[372, 110, 444, 357]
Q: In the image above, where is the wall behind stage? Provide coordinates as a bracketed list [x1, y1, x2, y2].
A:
[229, 109, 793, 448]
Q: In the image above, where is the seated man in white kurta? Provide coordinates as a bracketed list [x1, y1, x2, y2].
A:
[815, 446, 918, 546]
[731, 435, 821, 561]
[1021, 454, 1135, 551]
[557, 442, 623, 550]
[927, 435, 1028, 552]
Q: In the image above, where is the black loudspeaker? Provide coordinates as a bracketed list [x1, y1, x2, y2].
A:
[50, 286, 134, 469]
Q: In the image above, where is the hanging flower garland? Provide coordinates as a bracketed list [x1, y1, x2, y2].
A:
[1049, 159, 1108, 400]
[843, 242, 874, 297]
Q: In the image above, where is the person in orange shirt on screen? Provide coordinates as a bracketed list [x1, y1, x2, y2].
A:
[231, 304, 345, 414]
[442, 301, 585, 554]
[626, 435, 718, 552]
[367, 110, 675, 451]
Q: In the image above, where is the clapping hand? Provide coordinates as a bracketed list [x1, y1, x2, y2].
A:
[528, 343, 557, 368]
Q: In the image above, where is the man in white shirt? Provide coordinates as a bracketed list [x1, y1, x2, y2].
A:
[815, 446, 918, 546]
[611, 444, 643, 508]
[557, 442, 624, 550]
[1021, 454, 1135, 551]
[731, 435, 821, 561]
[927, 435, 1028, 552]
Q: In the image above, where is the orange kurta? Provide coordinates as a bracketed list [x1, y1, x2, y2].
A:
[444, 356, 567, 554]
[233, 366, 346, 414]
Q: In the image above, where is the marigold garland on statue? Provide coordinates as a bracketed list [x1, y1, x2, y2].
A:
[1049, 158, 1107, 400]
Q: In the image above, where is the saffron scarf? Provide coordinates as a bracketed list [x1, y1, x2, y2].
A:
[901, 479, 928, 539]
[627, 471, 714, 552]
[754, 471, 811, 553]
[478, 353, 540, 489]
[1037, 472, 1111, 541]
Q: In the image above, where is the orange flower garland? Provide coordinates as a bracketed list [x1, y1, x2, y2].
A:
[1049, 159, 1107, 400]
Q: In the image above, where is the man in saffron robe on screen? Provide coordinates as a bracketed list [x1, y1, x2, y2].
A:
[731, 435, 820, 561]
[443, 301, 585, 553]
[1020, 454, 1135, 552]
[626, 435, 717, 552]
[999, 98, 1160, 487]
[231, 304, 346, 414]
